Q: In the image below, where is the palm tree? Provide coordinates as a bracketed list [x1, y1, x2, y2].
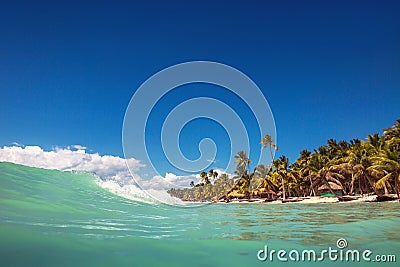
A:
[232, 151, 253, 197]
[218, 173, 229, 183]
[200, 171, 210, 184]
[253, 164, 278, 193]
[369, 147, 400, 199]
[293, 149, 315, 196]
[383, 120, 400, 152]
[208, 169, 218, 181]
[254, 164, 267, 188]
[367, 133, 384, 151]
[234, 151, 251, 173]
[261, 134, 278, 165]
[383, 119, 400, 139]
[304, 153, 345, 197]
[273, 156, 296, 199]
[343, 141, 380, 195]
[327, 139, 340, 158]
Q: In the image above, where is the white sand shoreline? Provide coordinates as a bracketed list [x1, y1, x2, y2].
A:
[213, 194, 399, 204]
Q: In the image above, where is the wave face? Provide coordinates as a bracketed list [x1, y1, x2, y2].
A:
[1, 162, 399, 267]
[0, 162, 189, 239]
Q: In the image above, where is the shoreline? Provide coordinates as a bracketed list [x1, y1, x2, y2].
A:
[212, 194, 400, 204]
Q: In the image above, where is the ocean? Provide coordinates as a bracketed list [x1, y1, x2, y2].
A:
[0, 162, 399, 267]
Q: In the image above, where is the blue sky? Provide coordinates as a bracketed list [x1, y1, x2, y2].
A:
[1, 0, 399, 176]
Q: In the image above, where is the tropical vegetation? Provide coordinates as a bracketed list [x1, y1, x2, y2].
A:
[168, 119, 400, 201]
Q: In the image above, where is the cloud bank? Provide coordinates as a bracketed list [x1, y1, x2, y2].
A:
[0, 144, 231, 204]
[0, 145, 143, 185]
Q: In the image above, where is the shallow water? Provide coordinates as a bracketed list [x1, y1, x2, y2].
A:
[0, 162, 399, 266]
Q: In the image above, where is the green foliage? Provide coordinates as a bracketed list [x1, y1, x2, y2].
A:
[167, 172, 235, 201]
[168, 119, 400, 201]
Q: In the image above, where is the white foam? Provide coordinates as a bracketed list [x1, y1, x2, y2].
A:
[96, 179, 183, 206]
[0, 144, 187, 206]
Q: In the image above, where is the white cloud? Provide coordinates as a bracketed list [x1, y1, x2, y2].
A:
[0, 145, 144, 184]
[140, 173, 199, 190]
[139, 168, 232, 191]
[72, 144, 87, 150]
[0, 144, 231, 205]
[11, 142, 24, 147]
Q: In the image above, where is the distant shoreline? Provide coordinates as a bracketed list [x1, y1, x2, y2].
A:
[211, 194, 399, 204]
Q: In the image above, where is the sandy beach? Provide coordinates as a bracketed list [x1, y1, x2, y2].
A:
[218, 194, 399, 204]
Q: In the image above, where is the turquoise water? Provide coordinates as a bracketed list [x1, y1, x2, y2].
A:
[0, 162, 399, 266]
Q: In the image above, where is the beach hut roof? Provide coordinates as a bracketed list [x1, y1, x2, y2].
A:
[318, 182, 343, 191]
[227, 190, 245, 198]
[253, 188, 276, 194]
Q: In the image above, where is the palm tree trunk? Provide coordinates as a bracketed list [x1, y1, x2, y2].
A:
[350, 173, 355, 195]
[395, 173, 400, 200]
[281, 175, 286, 200]
[269, 146, 274, 166]
[383, 183, 389, 195]
[309, 177, 316, 196]
[364, 177, 369, 195]
[365, 174, 381, 196]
